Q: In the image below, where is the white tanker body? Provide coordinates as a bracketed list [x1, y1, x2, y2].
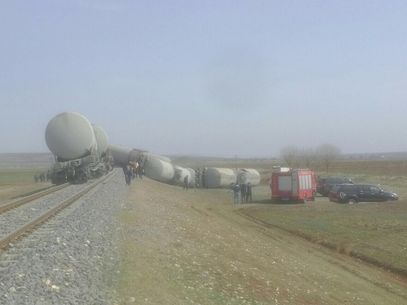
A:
[45, 112, 97, 161]
[144, 155, 175, 183]
[45, 112, 111, 184]
[92, 124, 109, 157]
[109, 144, 159, 168]
[186, 168, 196, 187]
[237, 168, 261, 186]
[109, 145, 144, 167]
[203, 167, 237, 188]
[109, 144, 174, 183]
[173, 166, 194, 187]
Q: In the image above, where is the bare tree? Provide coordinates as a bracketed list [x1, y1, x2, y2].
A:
[300, 148, 316, 169]
[280, 145, 300, 167]
[316, 143, 341, 172]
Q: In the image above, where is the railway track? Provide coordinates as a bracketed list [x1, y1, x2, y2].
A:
[0, 172, 115, 251]
[0, 183, 69, 215]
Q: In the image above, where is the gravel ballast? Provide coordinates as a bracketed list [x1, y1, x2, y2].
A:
[0, 170, 126, 305]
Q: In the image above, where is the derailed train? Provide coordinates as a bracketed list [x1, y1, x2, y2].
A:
[45, 112, 113, 184]
[45, 112, 261, 187]
[109, 145, 261, 188]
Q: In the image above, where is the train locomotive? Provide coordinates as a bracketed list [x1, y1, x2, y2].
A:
[45, 112, 113, 184]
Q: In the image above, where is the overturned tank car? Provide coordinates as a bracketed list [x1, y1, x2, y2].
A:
[45, 112, 112, 184]
[203, 167, 237, 188]
[143, 154, 174, 183]
[237, 168, 261, 186]
[108, 144, 146, 167]
[109, 144, 173, 183]
[173, 166, 195, 187]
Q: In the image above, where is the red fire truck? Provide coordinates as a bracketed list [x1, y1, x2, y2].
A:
[271, 167, 316, 202]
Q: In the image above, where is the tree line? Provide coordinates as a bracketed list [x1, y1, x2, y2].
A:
[280, 143, 341, 172]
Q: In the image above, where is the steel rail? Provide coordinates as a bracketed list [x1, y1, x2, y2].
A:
[0, 172, 115, 251]
[0, 183, 70, 215]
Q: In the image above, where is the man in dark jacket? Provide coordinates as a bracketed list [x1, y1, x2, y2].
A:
[240, 183, 247, 203]
[183, 176, 189, 190]
[246, 183, 252, 202]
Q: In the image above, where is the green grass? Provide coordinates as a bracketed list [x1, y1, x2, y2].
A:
[0, 168, 51, 201]
[0, 168, 45, 185]
[244, 184, 407, 275]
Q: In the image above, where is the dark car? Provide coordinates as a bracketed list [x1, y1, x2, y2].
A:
[328, 184, 399, 204]
[317, 176, 353, 196]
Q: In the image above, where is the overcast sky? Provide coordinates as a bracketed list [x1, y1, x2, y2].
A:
[1, 0, 406, 157]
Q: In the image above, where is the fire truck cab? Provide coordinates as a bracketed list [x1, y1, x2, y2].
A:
[271, 167, 316, 202]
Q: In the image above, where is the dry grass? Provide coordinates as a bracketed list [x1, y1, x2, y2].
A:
[169, 158, 407, 276]
[243, 184, 407, 275]
[0, 168, 51, 201]
[115, 178, 407, 305]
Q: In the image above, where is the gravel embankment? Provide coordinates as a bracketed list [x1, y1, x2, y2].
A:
[0, 170, 126, 305]
[0, 184, 89, 239]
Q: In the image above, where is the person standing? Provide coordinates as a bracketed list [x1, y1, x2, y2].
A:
[240, 183, 247, 203]
[183, 175, 189, 190]
[233, 183, 241, 204]
[246, 182, 252, 202]
[123, 164, 132, 185]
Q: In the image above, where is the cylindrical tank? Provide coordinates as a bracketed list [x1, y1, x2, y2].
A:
[109, 144, 145, 167]
[186, 168, 196, 187]
[109, 144, 131, 166]
[203, 167, 237, 188]
[237, 168, 261, 186]
[144, 155, 174, 183]
[173, 165, 193, 186]
[92, 124, 109, 156]
[144, 152, 171, 163]
[45, 112, 97, 161]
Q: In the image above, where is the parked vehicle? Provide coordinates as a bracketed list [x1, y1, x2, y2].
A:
[317, 176, 353, 196]
[271, 168, 316, 202]
[328, 184, 399, 204]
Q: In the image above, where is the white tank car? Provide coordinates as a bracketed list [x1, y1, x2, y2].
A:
[144, 152, 171, 163]
[45, 112, 97, 161]
[109, 144, 149, 167]
[237, 168, 261, 186]
[144, 155, 174, 183]
[173, 165, 193, 186]
[108, 144, 132, 166]
[92, 124, 109, 156]
[186, 168, 196, 187]
[204, 167, 237, 188]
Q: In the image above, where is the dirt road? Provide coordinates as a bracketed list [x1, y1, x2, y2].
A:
[114, 178, 407, 305]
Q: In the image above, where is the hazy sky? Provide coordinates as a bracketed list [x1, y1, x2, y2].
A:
[1, 0, 406, 157]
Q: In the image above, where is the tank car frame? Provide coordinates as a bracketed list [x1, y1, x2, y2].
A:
[50, 153, 113, 185]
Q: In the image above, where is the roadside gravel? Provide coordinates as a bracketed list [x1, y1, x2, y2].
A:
[0, 170, 126, 305]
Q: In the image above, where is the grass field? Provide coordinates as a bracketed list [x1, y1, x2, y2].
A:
[242, 182, 407, 276]
[171, 157, 407, 276]
[0, 168, 51, 201]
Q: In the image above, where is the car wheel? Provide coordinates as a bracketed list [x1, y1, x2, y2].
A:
[348, 198, 357, 205]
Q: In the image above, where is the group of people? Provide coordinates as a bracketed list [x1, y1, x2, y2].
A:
[123, 160, 145, 185]
[34, 171, 49, 183]
[232, 182, 252, 204]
